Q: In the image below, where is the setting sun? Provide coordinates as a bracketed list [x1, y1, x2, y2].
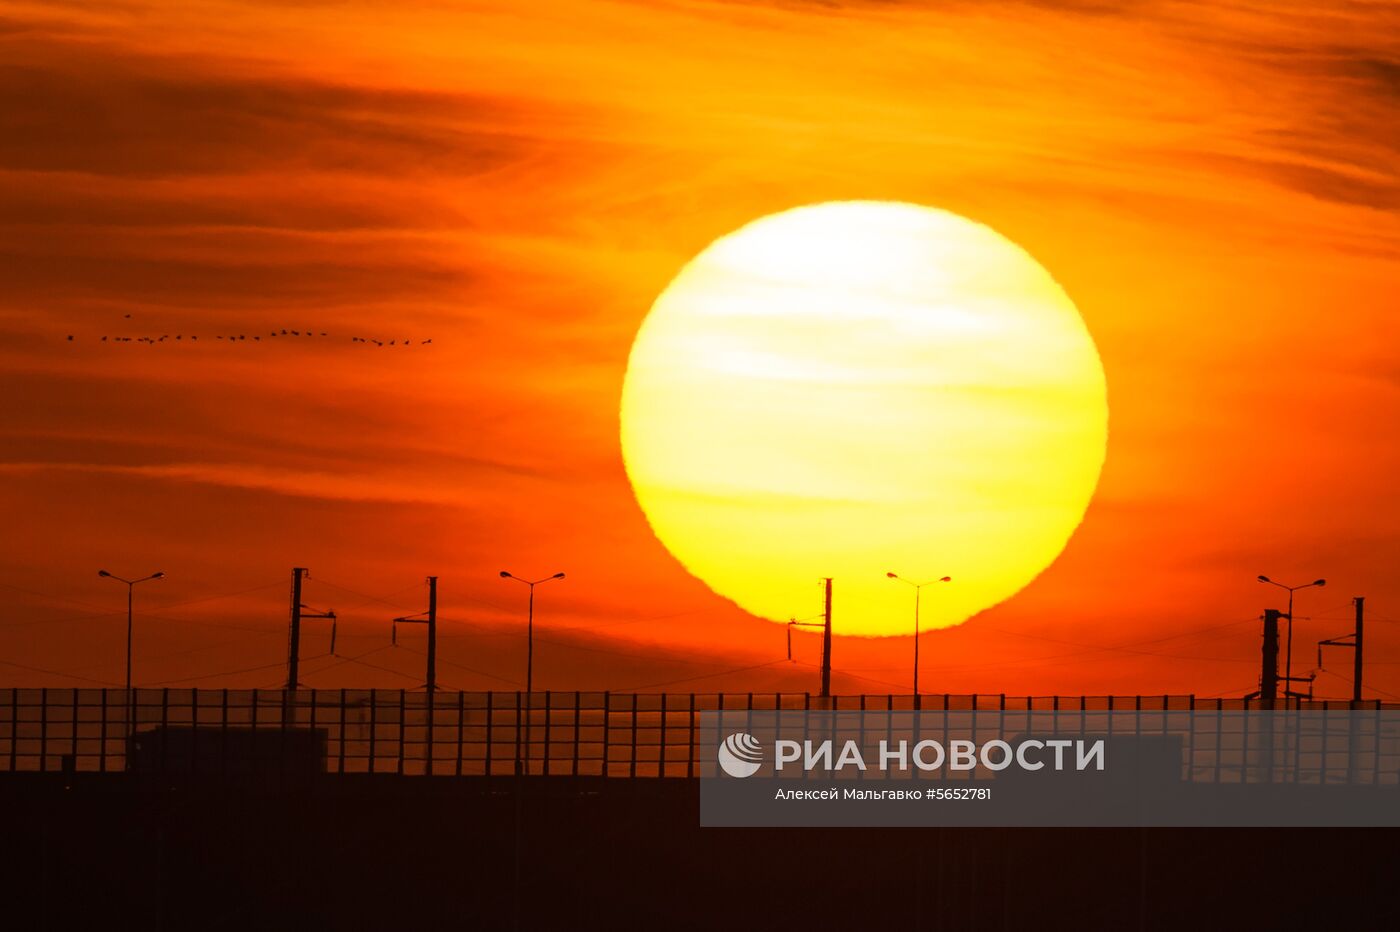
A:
[621, 201, 1109, 635]
[3, 2, 1398, 920]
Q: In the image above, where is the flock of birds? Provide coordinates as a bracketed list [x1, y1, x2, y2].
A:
[64, 317, 435, 347]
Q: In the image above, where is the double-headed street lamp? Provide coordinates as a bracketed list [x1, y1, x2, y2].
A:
[498, 571, 566, 695]
[98, 569, 164, 732]
[98, 562, 165, 738]
[1258, 574, 1325, 698]
[499, 571, 565, 776]
[886, 572, 951, 708]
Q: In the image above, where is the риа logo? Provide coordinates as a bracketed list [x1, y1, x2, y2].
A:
[718, 733, 763, 778]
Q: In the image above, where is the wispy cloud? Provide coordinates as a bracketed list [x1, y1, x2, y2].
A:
[0, 0, 1394, 694]
[0, 459, 539, 504]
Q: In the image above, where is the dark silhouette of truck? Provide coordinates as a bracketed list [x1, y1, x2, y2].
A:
[126, 725, 327, 776]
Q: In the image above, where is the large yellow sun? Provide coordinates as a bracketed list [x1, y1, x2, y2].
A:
[620, 201, 1107, 636]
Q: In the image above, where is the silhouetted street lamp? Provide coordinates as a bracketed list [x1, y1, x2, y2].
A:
[499, 571, 566, 695]
[1258, 574, 1325, 697]
[500, 571, 565, 776]
[98, 569, 164, 732]
[98, 570, 165, 695]
[887, 573, 951, 708]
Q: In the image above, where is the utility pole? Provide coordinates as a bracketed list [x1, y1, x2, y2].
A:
[821, 577, 832, 699]
[1246, 609, 1282, 707]
[427, 576, 436, 691]
[391, 576, 440, 775]
[286, 567, 304, 690]
[1242, 609, 1285, 783]
[784, 578, 834, 698]
[392, 576, 438, 691]
[1354, 596, 1364, 704]
[1318, 596, 1365, 704]
[285, 567, 337, 690]
[1262, 609, 1280, 705]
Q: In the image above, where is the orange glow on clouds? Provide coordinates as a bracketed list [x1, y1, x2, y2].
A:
[0, 1, 1394, 697]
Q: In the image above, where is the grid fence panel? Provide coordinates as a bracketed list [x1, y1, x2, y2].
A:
[1, 689, 1395, 780]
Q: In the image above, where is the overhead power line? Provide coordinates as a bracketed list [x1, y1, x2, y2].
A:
[618, 659, 789, 692]
[0, 657, 123, 686]
[147, 660, 290, 687]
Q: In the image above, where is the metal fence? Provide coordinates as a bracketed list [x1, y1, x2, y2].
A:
[1, 688, 1395, 778]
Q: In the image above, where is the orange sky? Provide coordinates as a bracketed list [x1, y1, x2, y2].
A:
[0, 0, 1396, 698]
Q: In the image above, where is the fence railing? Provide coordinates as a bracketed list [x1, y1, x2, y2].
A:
[1, 688, 1394, 778]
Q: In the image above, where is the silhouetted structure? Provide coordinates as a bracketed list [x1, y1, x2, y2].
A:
[1246, 609, 1283, 706]
[127, 725, 326, 775]
[1319, 597, 1366, 702]
[3, 688, 1393, 779]
[821, 577, 833, 698]
[285, 568, 337, 690]
[392, 576, 438, 691]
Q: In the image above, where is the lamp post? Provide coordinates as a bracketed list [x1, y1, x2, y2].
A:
[98, 569, 164, 733]
[499, 571, 566, 694]
[499, 571, 565, 774]
[886, 573, 951, 709]
[1258, 574, 1325, 699]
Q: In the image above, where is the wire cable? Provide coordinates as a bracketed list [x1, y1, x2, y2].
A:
[297, 644, 396, 680]
[617, 659, 789, 692]
[0, 581, 109, 612]
[0, 608, 126, 629]
[145, 659, 288, 687]
[0, 657, 123, 686]
[145, 580, 285, 612]
[395, 645, 522, 687]
[312, 578, 441, 614]
[793, 660, 909, 692]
